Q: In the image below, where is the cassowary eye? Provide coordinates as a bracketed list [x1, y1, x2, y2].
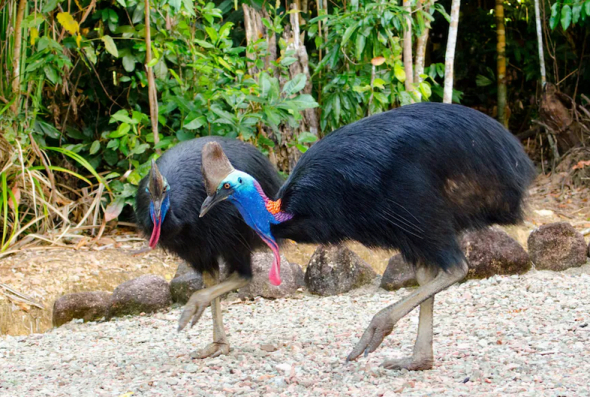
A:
[238, 178, 243, 184]
[223, 183, 231, 189]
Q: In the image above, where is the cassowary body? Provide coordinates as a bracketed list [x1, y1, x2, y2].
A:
[135, 137, 282, 357]
[199, 102, 536, 369]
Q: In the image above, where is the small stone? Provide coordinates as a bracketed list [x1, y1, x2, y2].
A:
[107, 275, 172, 319]
[528, 222, 587, 271]
[184, 364, 198, 373]
[461, 227, 531, 279]
[169, 262, 205, 304]
[305, 244, 377, 296]
[52, 291, 111, 327]
[260, 344, 279, 352]
[380, 254, 417, 291]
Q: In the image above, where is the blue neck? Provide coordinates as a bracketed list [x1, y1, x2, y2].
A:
[149, 194, 170, 224]
[229, 188, 280, 241]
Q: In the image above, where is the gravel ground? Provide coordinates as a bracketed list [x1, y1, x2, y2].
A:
[1, 268, 590, 397]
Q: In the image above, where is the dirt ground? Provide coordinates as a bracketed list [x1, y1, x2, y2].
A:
[1, 175, 589, 337]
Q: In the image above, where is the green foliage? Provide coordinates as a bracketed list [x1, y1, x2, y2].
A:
[307, 0, 444, 132]
[550, 0, 590, 30]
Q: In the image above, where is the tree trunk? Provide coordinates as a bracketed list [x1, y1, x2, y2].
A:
[533, 0, 546, 86]
[242, 4, 278, 78]
[496, 0, 507, 127]
[443, 0, 460, 103]
[277, 5, 320, 172]
[402, 0, 414, 96]
[414, 2, 431, 83]
[11, 0, 27, 114]
[144, 0, 160, 153]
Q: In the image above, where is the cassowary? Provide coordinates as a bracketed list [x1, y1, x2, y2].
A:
[197, 102, 536, 370]
[135, 137, 282, 358]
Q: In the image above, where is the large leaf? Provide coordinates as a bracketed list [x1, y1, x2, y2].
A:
[105, 197, 125, 222]
[42, 0, 61, 13]
[341, 21, 359, 46]
[101, 35, 119, 57]
[394, 63, 406, 82]
[355, 34, 366, 61]
[184, 112, 205, 130]
[561, 5, 572, 30]
[282, 73, 307, 95]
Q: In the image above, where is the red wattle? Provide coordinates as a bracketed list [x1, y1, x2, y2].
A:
[260, 234, 282, 286]
[149, 219, 161, 249]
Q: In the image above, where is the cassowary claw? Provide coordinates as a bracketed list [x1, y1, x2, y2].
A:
[190, 341, 230, 359]
[346, 310, 396, 362]
[177, 293, 211, 332]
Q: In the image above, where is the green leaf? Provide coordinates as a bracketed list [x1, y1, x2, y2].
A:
[205, 27, 218, 42]
[110, 109, 135, 124]
[280, 56, 298, 66]
[89, 140, 101, 155]
[116, 0, 126, 6]
[182, 0, 195, 15]
[107, 139, 120, 150]
[194, 39, 214, 49]
[184, 112, 205, 130]
[572, 4, 582, 24]
[434, 3, 451, 23]
[394, 63, 406, 82]
[109, 123, 131, 138]
[259, 72, 272, 97]
[476, 74, 494, 87]
[101, 35, 119, 57]
[419, 82, 432, 99]
[122, 54, 136, 72]
[341, 22, 359, 46]
[176, 129, 194, 141]
[373, 78, 386, 89]
[550, 3, 560, 30]
[586, 1, 590, 18]
[153, 58, 168, 79]
[283, 94, 319, 110]
[561, 5, 572, 30]
[258, 135, 275, 148]
[282, 73, 307, 95]
[295, 144, 308, 153]
[355, 34, 366, 61]
[42, 0, 61, 13]
[43, 66, 59, 85]
[297, 131, 318, 144]
[169, 0, 182, 11]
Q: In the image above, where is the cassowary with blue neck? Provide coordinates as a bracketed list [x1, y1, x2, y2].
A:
[198, 102, 536, 370]
[135, 137, 282, 358]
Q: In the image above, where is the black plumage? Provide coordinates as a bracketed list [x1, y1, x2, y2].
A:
[274, 102, 536, 271]
[135, 136, 283, 279]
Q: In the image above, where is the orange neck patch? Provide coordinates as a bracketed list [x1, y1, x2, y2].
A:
[265, 199, 283, 215]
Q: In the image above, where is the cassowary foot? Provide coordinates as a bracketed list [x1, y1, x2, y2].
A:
[381, 356, 433, 371]
[178, 292, 211, 331]
[346, 310, 396, 362]
[191, 340, 230, 359]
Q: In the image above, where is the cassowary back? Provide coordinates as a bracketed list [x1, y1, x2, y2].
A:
[274, 102, 536, 270]
[135, 137, 283, 276]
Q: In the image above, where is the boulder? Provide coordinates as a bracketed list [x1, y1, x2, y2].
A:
[169, 262, 205, 304]
[380, 254, 418, 291]
[107, 275, 172, 319]
[461, 228, 531, 279]
[305, 245, 377, 296]
[527, 222, 587, 271]
[238, 252, 304, 300]
[52, 291, 111, 327]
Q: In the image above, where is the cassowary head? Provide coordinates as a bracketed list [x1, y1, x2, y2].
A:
[146, 159, 171, 249]
[199, 142, 290, 286]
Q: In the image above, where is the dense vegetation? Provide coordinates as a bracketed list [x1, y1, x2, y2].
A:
[0, 0, 588, 253]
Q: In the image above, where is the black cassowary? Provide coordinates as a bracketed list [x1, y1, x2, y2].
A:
[197, 102, 536, 370]
[135, 136, 282, 358]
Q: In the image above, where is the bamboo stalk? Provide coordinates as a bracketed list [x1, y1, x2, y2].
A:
[443, 0, 460, 103]
[144, 0, 160, 154]
[496, 0, 507, 127]
[10, 0, 27, 113]
[533, 0, 546, 86]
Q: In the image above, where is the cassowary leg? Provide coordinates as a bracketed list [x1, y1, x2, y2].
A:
[381, 264, 438, 370]
[178, 272, 249, 332]
[347, 260, 468, 365]
[191, 272, 231, 359]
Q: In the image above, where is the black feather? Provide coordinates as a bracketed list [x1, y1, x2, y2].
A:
[135, 137, 283, 278]
[273, 102, 536, 271]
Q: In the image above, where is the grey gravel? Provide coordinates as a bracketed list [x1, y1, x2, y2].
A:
[1, 268, 590, 396]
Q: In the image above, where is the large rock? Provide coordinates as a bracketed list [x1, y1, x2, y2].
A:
[52, 291, 111, 327]
[238, 252, 304, 300]
[380, 254, 418, 291]
[107, 275, 172, 319]
[528, 222, 587, 271]
[169, 262, 205, 304]
[461, 228, 531, 279]
[305, 245, 377, 296]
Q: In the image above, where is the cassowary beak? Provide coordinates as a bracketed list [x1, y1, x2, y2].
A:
[199, 188, 233, 218]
